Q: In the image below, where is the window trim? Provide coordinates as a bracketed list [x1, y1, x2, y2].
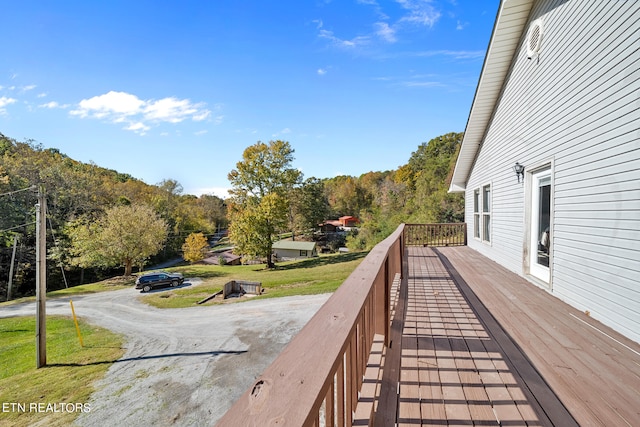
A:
[473, 182, 492, 244]
[482, 184, 491, 243]
[473, 189, 480, 239]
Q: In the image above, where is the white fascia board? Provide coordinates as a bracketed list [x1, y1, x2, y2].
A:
[449, 0, 535, 193]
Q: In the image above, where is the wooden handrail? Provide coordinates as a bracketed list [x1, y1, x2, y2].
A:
[404, 223, 467, 247]
[216, 223, 467, 425]
[216, 224, 406, 427]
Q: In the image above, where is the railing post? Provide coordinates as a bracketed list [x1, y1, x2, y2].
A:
[464, 222, 468, 245]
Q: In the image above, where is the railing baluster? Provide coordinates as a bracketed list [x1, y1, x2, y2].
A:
[346, 338, 355, 426]
[327, 375, 335, 427]
[338, 357, 345, 427]
[404, 223, 467, 248]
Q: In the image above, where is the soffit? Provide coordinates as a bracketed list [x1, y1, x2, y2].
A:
[449, 0, 535, 192]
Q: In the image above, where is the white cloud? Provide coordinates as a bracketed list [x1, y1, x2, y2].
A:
[317, 0, 438, 50]
[144, 97, 202, 123]
[194, 130, 208, 136]
[70, 91, 213, 134]
[71, 91, 144, 118]
[192, 110, 211, 122]
[375, 22, 397, 43]
[21, 84, 37, 92]
[456, 20, 468, 30]
[318, 68, 327, 76]
[272, 127, 293, 138]
[125, 122, 151, 135]
[0, 96, 16, 107]
[39, 101, 69, 109]
[396, 0, 441, 27]
[37, 92, 47, 98]
[319, 29, 369, 48]
[401, 80, 443, 87]
[0, 96, 17, 114]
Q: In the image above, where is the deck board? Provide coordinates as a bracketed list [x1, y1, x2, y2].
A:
[359, 245, 639, 426]
[391, 247, 552, 426]
[435, 246, 640, 427]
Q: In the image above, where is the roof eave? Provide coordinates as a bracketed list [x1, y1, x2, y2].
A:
[449, 0, 535, 193]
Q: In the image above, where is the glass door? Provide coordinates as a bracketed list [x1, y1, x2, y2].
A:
[530, 169, 551, 283]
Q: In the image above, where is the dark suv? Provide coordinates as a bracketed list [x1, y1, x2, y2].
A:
[135, 272, 184, 292]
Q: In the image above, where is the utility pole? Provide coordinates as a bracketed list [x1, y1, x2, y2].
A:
[7, 234, 18, 301]
[36, 185, 47, 368]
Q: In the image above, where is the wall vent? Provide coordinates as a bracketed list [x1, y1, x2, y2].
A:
[527, 19, 544, 59]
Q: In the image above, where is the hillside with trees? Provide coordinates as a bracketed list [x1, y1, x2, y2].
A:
[323, 132, 464, 250]
[0, 133, 227, 299]
[0, 131, 463, 299]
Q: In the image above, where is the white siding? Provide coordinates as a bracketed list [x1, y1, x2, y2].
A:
[465, 0, 640, 342]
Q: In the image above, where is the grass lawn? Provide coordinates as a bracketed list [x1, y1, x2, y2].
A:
[141, 251, 367, 309]
[0, 316, 124, 427]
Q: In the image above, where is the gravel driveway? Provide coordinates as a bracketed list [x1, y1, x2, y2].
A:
[0, 280, 330, 426]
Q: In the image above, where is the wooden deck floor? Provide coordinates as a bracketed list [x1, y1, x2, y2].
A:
[363, 246, 640, 426]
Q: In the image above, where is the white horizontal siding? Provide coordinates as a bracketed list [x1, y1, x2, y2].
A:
[465, 0, 640, 342]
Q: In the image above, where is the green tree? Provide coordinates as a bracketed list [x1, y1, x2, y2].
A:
[227, 140, 302, 268]
[324, 175, 372, 217]
[289, 177, 329, 237]
[409, 132, 464, 222]
[182, 232, 209, 263]
[68, 204, 168, 276]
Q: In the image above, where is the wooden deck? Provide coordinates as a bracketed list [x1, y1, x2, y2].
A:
[362, 246, 640, 426]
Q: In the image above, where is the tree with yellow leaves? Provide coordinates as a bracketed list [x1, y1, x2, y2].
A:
[182, 232, 209, 264]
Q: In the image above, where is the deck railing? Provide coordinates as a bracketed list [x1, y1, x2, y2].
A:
[404, 223, 467, 247]
[216, 223, 466, 426]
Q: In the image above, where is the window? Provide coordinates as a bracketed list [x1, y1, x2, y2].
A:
[473, 184, 491, 242]
[300, 250, 308, 257]
[473, 189, 480, 239]
[482, 185, 491, 242]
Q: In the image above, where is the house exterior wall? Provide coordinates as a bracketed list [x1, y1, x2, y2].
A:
[273, 248, 317, 260]
[465, 0, 640, 342]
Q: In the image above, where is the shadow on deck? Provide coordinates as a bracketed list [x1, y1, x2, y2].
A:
[216, 226, 639, 427]
[359, 246, 639, 426]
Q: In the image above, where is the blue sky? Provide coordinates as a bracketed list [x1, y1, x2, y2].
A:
[0, 0, 499, 197]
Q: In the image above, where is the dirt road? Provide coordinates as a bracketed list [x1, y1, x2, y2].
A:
[0, 280, 330, 426]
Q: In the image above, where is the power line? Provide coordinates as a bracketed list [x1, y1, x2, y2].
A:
[0, 222, 36, 233]
[0, 185, 37, 198]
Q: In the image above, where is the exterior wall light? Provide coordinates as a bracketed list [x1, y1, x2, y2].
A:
[513, 162, 525, 183]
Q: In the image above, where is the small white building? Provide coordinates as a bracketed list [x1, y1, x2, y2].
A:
[450, 0, 640, 342]
[272, 241, 318, 261]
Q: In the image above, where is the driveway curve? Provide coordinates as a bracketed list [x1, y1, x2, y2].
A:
[0, 280, 330, 426]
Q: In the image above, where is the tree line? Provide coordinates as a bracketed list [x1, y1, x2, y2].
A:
[226, 132, 464, 265]
[0, 131, 463, 299]
[0, 133, 227, 298]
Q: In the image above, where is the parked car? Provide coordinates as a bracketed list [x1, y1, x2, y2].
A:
[135, 272, 184, 292]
